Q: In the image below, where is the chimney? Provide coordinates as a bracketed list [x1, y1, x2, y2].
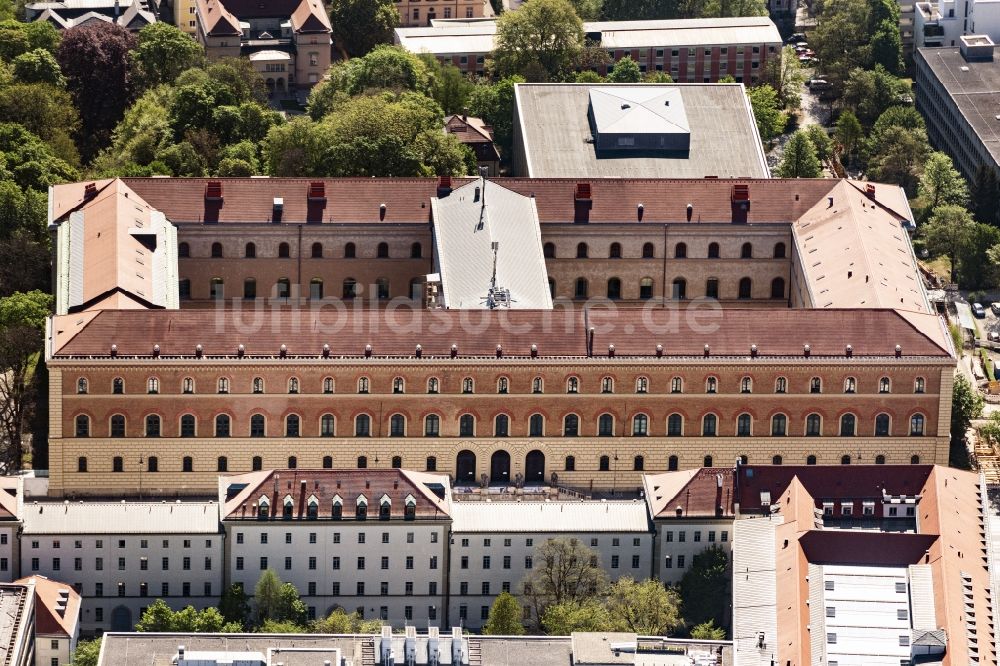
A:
[451, 344, 458, 358]
[83, 183, 97, 201]
[731, 185, 750, 224]
[306, 182, 326, 224]
[437, 175, 453, 198]
[574, 183, 592, 224]
[803, 344, 810, 358]
[845, 344, 853, 357]
[656, 344, 663, 357]
[865, 183, 876, 200]
[307, 181, 325, 201]
[205, 181, 223, 201]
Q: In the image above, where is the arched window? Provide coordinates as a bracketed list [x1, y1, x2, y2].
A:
[497, 377, 509, 394]
[601, 376, 614, 393]
[667, 413, 683, 436]
[78, 456, 87, 472]
[703, 455, 713, 467]
[772, 455, 783, 465]
[738, 277, 752, 299]
[532, 377, 544, 394]
[180, 414, 195, 437]
[392, 377, 405, 394]
[390, 414, 406, 437]
[145, 414, 161, 437]
[178, 242, 190, 258]
[671, 278, 686, 300]
[639, 277, 654, 299]
[740, 242, 752, 258]
[427, 377, 439, 394]
[462, 377, 474, 394]
[633, 455, 645, 471]
[702, 414, 717, 436]
[113, 456, 123, 472]
[343, 278, 358, 299]
[286, 414, 300, 437]
[183, 456, 193, 472]
[311, 242, 323, 258]
[674, 242, 687, 258]
[310, 278, 323, 299]
[321, 414, 335, 437]
[278, 242, 290, 258]
[806, 413, 821, 436]
[377, 242, 389, 258]
[599, 455, 610, 471]
[218, 377, 229, 394]
[770, 277, 785, 299]
[322, 377, 334, 394]
[773, 242, 786, 258]
[217, 456, 228, 472]
[253, 377, 264, 394]
[358, 377, 370, 394]
[355, 414, 371, 437]
[391, 456, 402, 469]
[544, 242, 555, 258]
[181, 377, 194, 394]
[911, 455, 920, 464]
[459, 414, 475, 436]
[914, 377, 925, 393]
[706, 377, 718, 394]
[737, 413, 752, 436]
[810, 377, 822, 393]
[598, 414, 614, 436]
[566, 377, 579, 393]
[375, 277, 389, 300]
[875, 454, 886, 464]
[844, 377, 856, 393]
[841, 455, 851, 465]
[245, 242, 256, 258]
[113, 377, 124, 394]
[287, 377, 299, 394]
[111, 414, 126, 437]
[344, 242, 356, 258]
[240, 275, 265, 301]
[879, 377, 891, 393]
[840, 414, 856, 436]
[425, 414, 440, 437]
[806, 455, 817, 465]
[671, 377, 683, 393]
[576, 242, 588, 258]
[147, 378, 159, 394]
[771, 414, 787, 436]
[529, 414, 544, 437]
[564, 414, 579, 437]
[632, 414, 648, 436]
[607, 278, 622, 299]
[77, 378, 88, 394]
[910, 414, 925, 436]
[609, 242, 622, 258]
[564, 455, 575, 471]
[707, 242, 720, 258]
[215, 414, 231, 437]
[75, 415, 89, 437]
[574, 278, 588, 299]
[210, 277, 224, 300]
[775, 377, 787, 393]
[668, 455, 679, 471]
[875, 413, 890, 436]
[494, 414, 509, 437]
[426, 456, 437, 471]
[147, 456, 159, 473]
[211, 242, 223, 258]
[741, 376, 752, 393]
[636, 376, 648, 393]
[252, 456, 262, 471]
[642, 242, 655, 258]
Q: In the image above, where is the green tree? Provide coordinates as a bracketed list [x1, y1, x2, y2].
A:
[918, 152, 968, 218]
[777, 131, 822, 178]
[970, 164, 1000, 226]
[835, 110, 863, 162]
[644, 71, 674, 83]
[0, 123, 77, 190]
[260, 619, 308, 633]
[219, 583, 251, 628]
[466, 75, 524, 155]
[23, 21, 60, 53]
[329, 0, 398, 57]
[482, 592, 525, 635]
[607, 55, 642, 83]
[842, 65, 910, 128]
[0, 83, 80, 164]
[761, 46, 803, 109]
[866, 124, 929, 194]
[332, 45, 433, 97]
[541, 600, 613, 635]
[569, 0, 602, 18]
[253, 570, 306, 626]
[491, 0, 584, 80]
[11, 48, 63, 86]
[870, 17, 903, 74]
[424, 58, 474, 115]
[961, 222, 1000, 289]
[690, 619, 726, 640]
[135, 599, 243, 632]
[810, 0, 872, 88]
[135, 599, 176, 631]
[70, 639, 102, 666]
[133, 23, 204, 88]
[678, 546, 729, 630]
[156, 141, 205, 176]
[746, 84, 786, 142]
[606, 577, 682, 636]
[951, 375, 983, 469]
[311, 608, 383, 633]
[922, 204, 975, 283]
[804, 124, 832, 161]
[520, 537, 608, 627]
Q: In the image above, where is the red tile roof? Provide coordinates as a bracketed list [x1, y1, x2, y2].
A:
[644, 468, 736, 519]
[110, 177, 913, 226]
[222, 469, 451, 520]
[50, 307, 951, 358]
[15, 576, 81, 638]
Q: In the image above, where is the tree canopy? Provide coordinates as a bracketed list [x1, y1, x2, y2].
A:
[491, 0, 584, 80]
[132, 23, 204, 88]
[520, 537, 609, 627]
[329, 0, 398, 57]
[678, 546, 729, 629]
[135, 599, 243, 632]
[606, 577, 682, 635]
[483, 592, 526, 635]
[777, 131, 822, 178]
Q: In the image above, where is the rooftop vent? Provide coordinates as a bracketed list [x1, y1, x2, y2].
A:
[83, 183, 97, 201]
[574, 183, 592, 200]
[205, 181, 223, 201]
[865, 183, 876, 200]
[307, 181, 325, 200]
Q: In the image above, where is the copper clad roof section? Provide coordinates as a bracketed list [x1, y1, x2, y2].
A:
[50, 307, 951, 358]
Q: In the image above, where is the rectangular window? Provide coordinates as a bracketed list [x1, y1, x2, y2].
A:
[332, 557, 340, 570]
[611, 555, 619, 569]
[677, 555, 685, 568]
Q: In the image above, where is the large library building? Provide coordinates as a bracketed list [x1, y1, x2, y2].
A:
[44, 175, 954, 497]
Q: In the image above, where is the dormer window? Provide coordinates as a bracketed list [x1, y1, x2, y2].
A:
[306, 496, 318, 519]
[283, 496, 294, 519]
[356, 500, 368, 521]
[331, 499, 342, 520]
[404, 495, 416, 521]
[379, 496, 391, 520]
[257, 497, 270, 519]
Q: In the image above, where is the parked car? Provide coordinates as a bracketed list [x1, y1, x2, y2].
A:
[973, 302, 987, 318]
[991, 302, 1000, 315]
[989, 330, 999, 342]
[786, 32, 806, 43]
[806, 79, 830, 89]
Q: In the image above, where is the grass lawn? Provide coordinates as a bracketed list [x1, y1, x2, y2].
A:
[923, 255, 951, 281]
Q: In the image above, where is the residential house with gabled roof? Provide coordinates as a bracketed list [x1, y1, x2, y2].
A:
[15, 576, 81, 666]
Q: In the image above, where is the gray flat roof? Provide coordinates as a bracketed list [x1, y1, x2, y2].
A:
[917, 46, 1000, 167]
[515, 83, 769, 178]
